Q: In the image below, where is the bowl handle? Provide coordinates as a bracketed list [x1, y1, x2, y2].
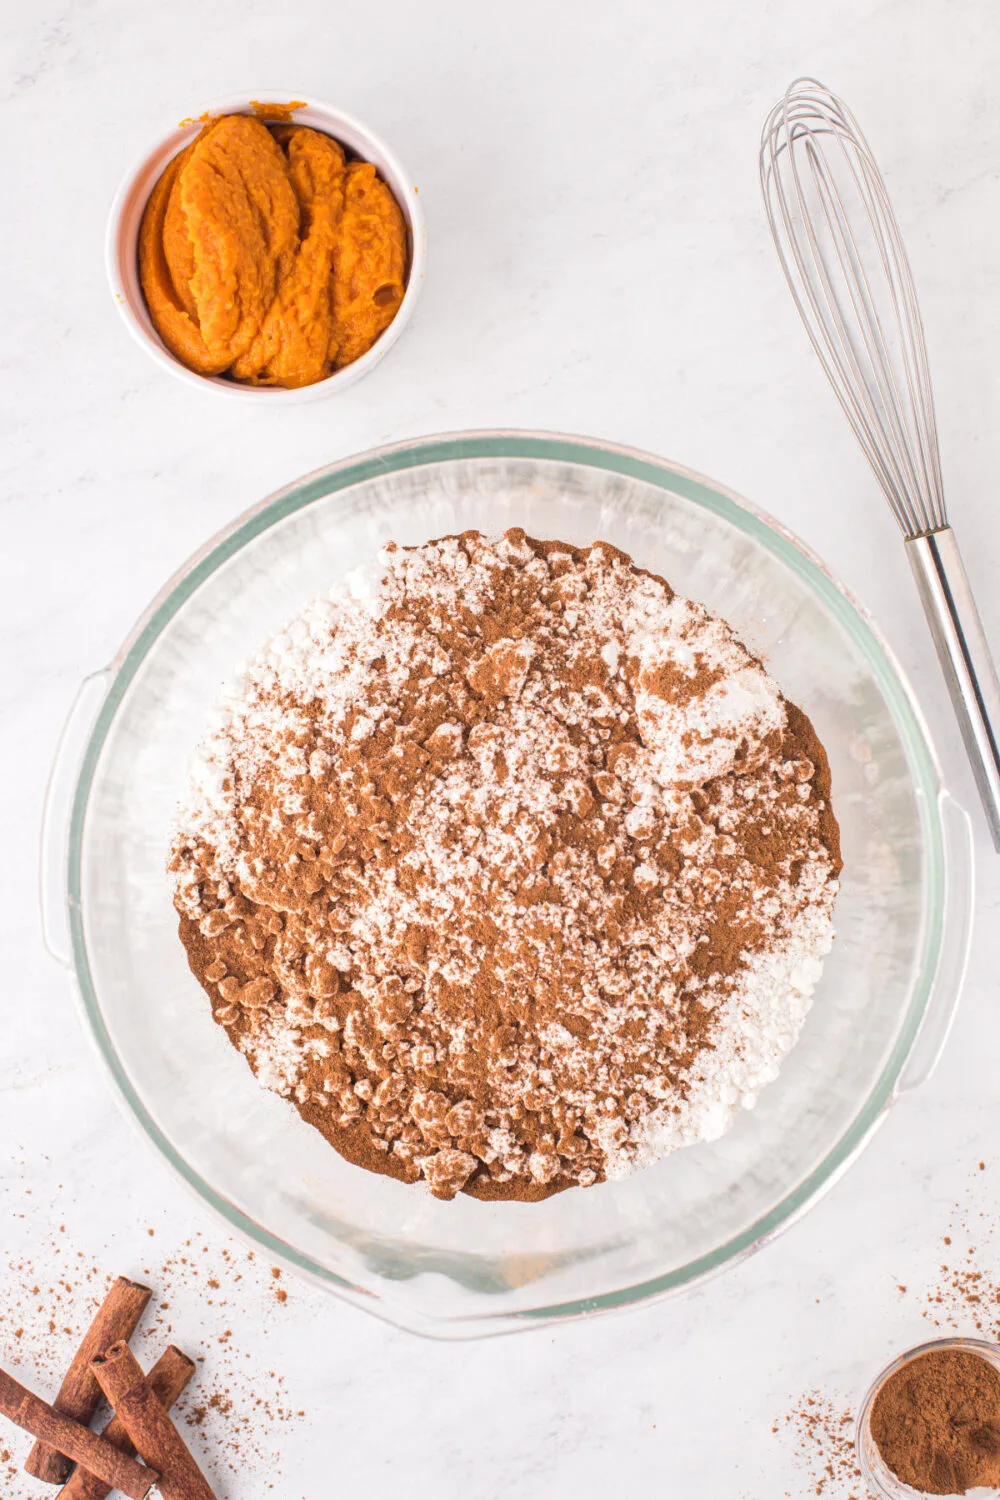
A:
[895, 789, 976, 1096]
[40, 671, 112, 969]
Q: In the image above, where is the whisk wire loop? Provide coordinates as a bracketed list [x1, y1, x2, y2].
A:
[761, 77, 1000, 849]
[760, 78, 946, 538]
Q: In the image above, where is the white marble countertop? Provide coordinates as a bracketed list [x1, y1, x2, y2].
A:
[4, 1, 1000, 1495]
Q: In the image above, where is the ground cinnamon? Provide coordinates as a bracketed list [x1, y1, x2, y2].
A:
[24, 1274, 151, 1483]
[871, 1348, 1000, 1494]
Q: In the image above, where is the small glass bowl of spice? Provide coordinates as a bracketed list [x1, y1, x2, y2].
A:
[858, 1337, 1000, 1497]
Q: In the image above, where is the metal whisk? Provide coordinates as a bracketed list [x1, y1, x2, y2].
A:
[760, 77, 1000, 848]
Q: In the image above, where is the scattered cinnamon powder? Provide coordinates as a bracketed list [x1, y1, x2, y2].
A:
[871, 1349, 1000, 1494]
[1, 1446, 16, 1495]
[779, 1394, 861, 1497]
[172, 529, 841, 1201]
[921, 1163, 1000, 1339]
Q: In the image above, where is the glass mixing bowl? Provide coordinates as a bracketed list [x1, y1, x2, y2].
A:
[42, 432, 974, 1337]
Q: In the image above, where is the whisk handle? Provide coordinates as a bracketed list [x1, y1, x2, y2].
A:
[906, 527, 1000, 850]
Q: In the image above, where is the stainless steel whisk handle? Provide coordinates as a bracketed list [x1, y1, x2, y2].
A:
[906, 527, 1000, 847]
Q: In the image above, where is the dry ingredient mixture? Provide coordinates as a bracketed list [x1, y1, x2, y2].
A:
[171, 529, 841, 1201]
[870, 1349, 1000, 1495]
[140, 112, 407, 389]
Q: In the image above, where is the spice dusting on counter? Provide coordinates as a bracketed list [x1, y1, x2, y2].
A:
[778, 1394, 861, 1498]
[140, 112, 406, 388]
[921, 1164, 1000, 1340]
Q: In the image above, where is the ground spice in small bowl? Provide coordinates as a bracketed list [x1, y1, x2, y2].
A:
[870, 1347, 1000, 1495]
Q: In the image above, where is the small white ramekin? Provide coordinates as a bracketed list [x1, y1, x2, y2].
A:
[106, 91, 426, 401]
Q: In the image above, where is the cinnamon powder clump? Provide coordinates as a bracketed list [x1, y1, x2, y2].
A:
[871, 1349, 1000, 1494]
[171, 529, 841, 1200]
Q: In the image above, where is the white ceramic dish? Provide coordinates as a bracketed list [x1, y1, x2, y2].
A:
[105, 91, 426, 402]
[42, 433, 974, 1338]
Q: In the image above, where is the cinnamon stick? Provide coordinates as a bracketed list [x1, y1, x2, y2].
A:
[25, 1274, 151, 1483]
[0, 1366, 157, 1500]
[59, 1345, 196, 1500]
[91, 1342, 216, 1500]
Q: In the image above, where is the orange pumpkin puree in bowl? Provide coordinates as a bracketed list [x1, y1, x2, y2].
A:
[139, 114, 407, 389]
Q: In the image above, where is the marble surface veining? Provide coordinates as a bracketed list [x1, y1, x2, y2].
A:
[3, 1, 1000, 1495]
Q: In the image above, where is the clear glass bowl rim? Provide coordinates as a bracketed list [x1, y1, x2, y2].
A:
[65, 429, 949, 1327]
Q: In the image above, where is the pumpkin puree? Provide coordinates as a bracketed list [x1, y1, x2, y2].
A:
[139, 114, 407, 388]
